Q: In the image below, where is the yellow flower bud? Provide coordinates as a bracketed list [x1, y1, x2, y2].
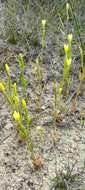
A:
[67, 58, 72, 66]
[13, 83, 17, 95]
[36, 58, 39, 65]
[0, 82, 5, 93]
[59, 87, 62, 94]
[68, 34, 73, 43]
[15, 96, 19, 106]
[19, 53, 23, 60]
[64, 44, 69, 54]
[13, 111, 21, 122]
[22, 99, 27, 109]
[5, 64, 10, 76]
[42, 19, 46, 27]
[66, 3, 69, 11]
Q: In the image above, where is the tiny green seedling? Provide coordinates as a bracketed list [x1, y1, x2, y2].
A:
[36, 126, 45, 141]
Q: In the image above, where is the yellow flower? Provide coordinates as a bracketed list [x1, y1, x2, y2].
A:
[13, 111, 21, 122]
[64, 44, 69, 54]
[22, 99, 27, 109]
[68, 34, 73, 43]
[0, 82, 5, 93]
[67, 58, 72, 66]
[5, 64, 10, 76]
[42, 19, 46, 27]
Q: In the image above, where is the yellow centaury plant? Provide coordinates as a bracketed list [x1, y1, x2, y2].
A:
[62, 33, 73, 92]
[0, 62, 32, 144]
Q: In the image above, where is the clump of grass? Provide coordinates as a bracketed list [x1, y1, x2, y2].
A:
[69, 0, 82, 46]
[68, 1, 85, 64]
[4, 0, 18, 44]
[51, 160, 80, 190]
